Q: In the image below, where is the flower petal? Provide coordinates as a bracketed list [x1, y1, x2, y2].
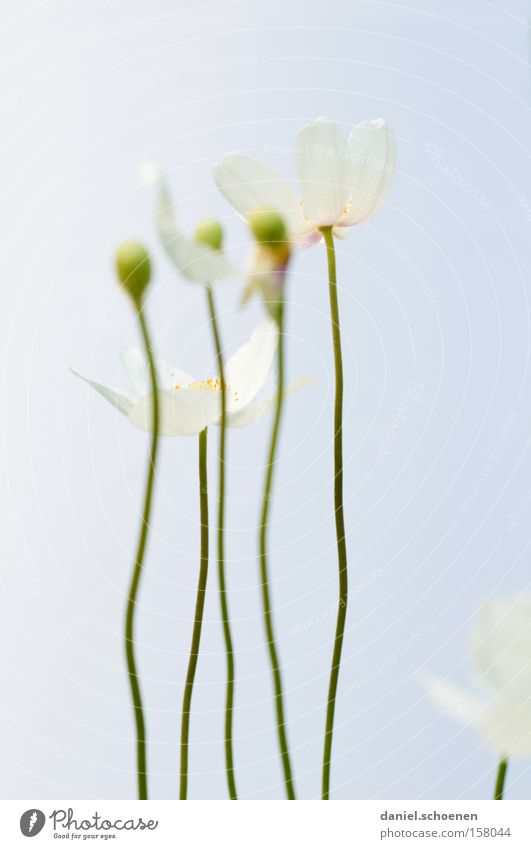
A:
[154, 355, 196, 392]
[224, 318, 278, 412]
[345, 119, 396, 224]
[70, 367, 134, 417]
[225, 396, 274, 428]
[422, 673, 485, 729]
[128, 387, 220, 436]
[424, 671, 531, 758]
[120, 347, 150, 393]
[226, 375, 315, 428]
[292, 229, 324, 249]
[213, 153, 307, 238]
[295, 118, 353, 228]
[481, 698, 531, 758]
[155, 179, 234, 283]
[121, 346, 197, 393]
[470, 597, 531, 700]
[332, 222, 354, 240]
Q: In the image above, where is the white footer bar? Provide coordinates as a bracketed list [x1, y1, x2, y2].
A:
[3, 800, 530, 847]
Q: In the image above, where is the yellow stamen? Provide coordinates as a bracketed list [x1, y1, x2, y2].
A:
[174, 377, 240, 404]
[175, 377, 227, 393]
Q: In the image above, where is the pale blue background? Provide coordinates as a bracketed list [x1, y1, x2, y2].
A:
[1, 0, 531, 799]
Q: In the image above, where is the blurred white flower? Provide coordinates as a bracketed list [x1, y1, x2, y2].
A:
[139, 161, 235, 284]
[213, 117, 396, 247]
[241, 210, 291, 318]
[424, 597, 531, 757]
[241, 244, 288, 309]
[71, 319, 286, 435]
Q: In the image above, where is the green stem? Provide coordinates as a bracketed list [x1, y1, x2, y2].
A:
[494, 757, 508, 800]
[180, 428, 209, 800]
[124, 305, 160, 801]
[206, 285, 238, 800]
[321, 226, 348, 801]
[259, 296, 296, 800]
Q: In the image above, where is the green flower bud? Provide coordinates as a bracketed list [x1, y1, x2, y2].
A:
[249, 209, 287, 246]
[195, 218, 223, 252]
[115, 240, 152, 304]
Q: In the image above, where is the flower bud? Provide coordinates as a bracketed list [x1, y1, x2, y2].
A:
[249, 209, 287, 246]
[115, 240, 152, 304]
[195, 218, 223, 252]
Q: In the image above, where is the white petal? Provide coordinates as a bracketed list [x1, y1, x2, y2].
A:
[332, 222, 354, 240]
[225, 375, 315, 428]
[481, 698, 531, 758]
[173, 237, 235, 284]
[213, 153, 307, 237]
[284, 374, 316, 395]
[154, 175, 179, 248]
[154, 355, 196, 392]
[121, 346, 197, 394]
[422, 673, 531, 757]
[128, 387, 220, 436]
[345, 119, 396, 224]
[422, 673, 485, 729]
[295, 118, 353, 228]
[470, 597, 531, 700]
[120, 347, 150, 393]
[155, 178, 234, 283]
[225, 397, 274, 428]
[70, 367, 134, 417]
[292, 228, 323, 249]
[224, 319, 278, 412]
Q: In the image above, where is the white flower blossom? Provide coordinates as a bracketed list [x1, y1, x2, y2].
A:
[424, 597, 531, 758]
[71, 320, 295, 436]
[213, 117, 396, 247]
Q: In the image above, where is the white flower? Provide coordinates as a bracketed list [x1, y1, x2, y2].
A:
[213, 117, 396, 247]
[71, 319, 294, 436]
[139, 162, 235, 284]
[424, 597, 531, 758]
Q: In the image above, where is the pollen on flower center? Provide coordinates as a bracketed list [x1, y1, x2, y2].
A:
[174, 377, 239, 403]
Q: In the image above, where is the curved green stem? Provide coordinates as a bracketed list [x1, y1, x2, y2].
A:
[124, 305, 160, 800]
[259, 296, 296, 800]
[494, 757, 508, 800]
[180, 428, 209, 800]
[206, 285, 238, 800]
[321, 226, 348, 801]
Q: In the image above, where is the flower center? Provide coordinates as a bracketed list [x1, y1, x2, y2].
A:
[174, 378, 239, 403]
